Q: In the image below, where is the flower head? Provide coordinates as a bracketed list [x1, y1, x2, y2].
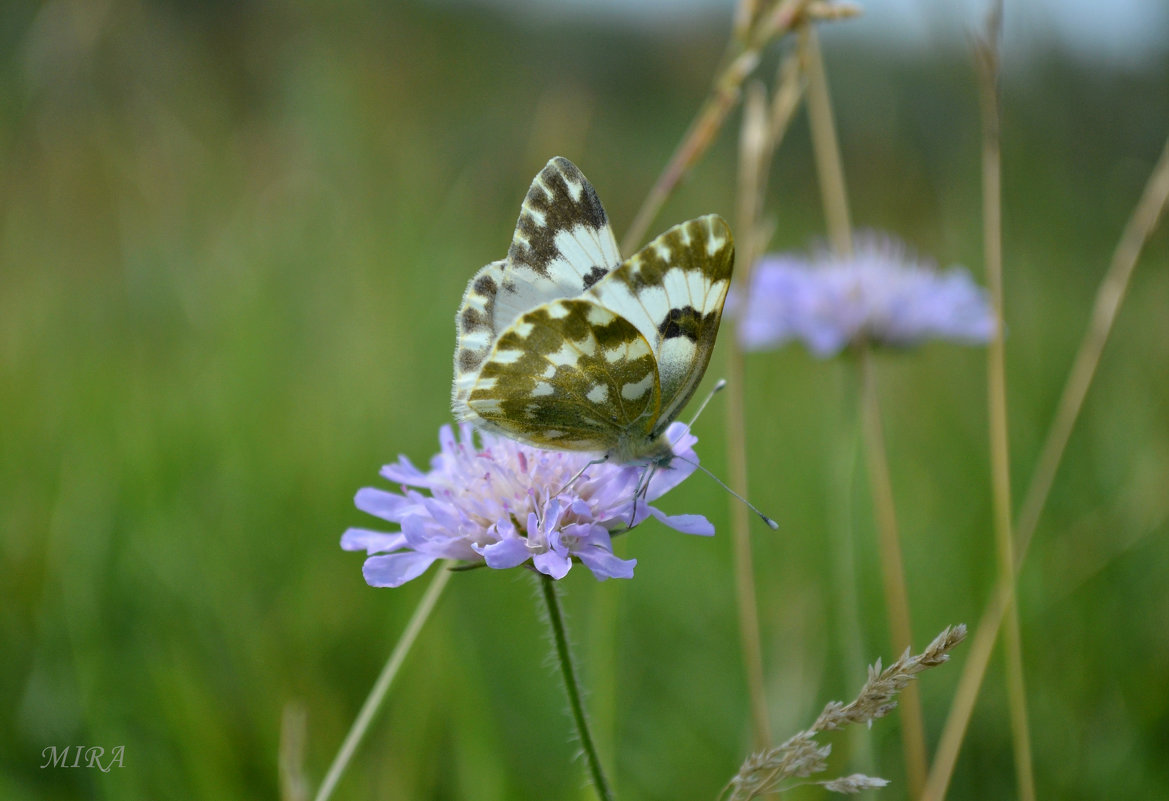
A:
[342, 422, 713, 587]
[734, 232, 995, 356]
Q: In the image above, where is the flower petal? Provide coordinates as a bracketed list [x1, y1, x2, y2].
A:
[362, 552, 437, 587]
[650, 508, 715, 536]
[380, 456, 428, 486]
[479, 537, 531, 570]
[578, 547, 637, 580]
[341, 527, 406, 554]
[533, 549, 572, 580]
[354, 487, 413, 521]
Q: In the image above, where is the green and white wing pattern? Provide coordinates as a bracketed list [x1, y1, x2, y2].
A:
[453, 157, 621, 416]
[453, 157, 734, 463]
[585, 214, 733, 436]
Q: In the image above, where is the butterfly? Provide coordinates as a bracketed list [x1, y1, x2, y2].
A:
[452, 156, 733, 468]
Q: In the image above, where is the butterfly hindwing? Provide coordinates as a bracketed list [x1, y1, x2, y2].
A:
[466, 298, 660, 451]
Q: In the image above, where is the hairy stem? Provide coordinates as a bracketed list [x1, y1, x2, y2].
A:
[540, 572, 615, 801]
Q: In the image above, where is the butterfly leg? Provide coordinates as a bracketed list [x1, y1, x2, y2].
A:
[628, 462, 659, 528]
[553, 455, 609, 501]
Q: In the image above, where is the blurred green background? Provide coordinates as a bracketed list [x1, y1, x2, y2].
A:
[2, 1, 1168, 799]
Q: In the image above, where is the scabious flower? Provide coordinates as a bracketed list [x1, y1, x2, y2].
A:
[342, 421, 713, 587]
[734, 232, 996, 356]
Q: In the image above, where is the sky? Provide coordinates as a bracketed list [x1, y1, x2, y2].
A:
[445, 0, 1169, 68]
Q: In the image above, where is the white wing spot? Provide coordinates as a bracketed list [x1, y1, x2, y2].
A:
[658, 338, 698, 376]
[706, 235, 726, 256]
[604, 345, 627, 363]
[586, 384, 609, 404]
[662, 268, 693, 305]
[532, 381, 555, 397]
[621, 374, 653, 400]
[493, 349, 524, 365]
[470, 398, 503, 415]
[464, 293, 490, 313]
[547, 344, 579, 367]
[459, 330, 492, 351]
[635, 285, 667, 318]
[527, 207, 547, 227]
[553, 227, 604, 279]
[585, 304, 612, 326]
[546, 303, 571, 319]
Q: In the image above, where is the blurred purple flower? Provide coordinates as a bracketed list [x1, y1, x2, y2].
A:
[342, 422, 713, 587]
[733, 233, 996, 356]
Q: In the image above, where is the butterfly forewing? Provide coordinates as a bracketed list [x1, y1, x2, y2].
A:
[453, 259, 507, 413]
[585, 214, 733, 431]
[466, 299, 661, 451]
[493, 158, 622, 334]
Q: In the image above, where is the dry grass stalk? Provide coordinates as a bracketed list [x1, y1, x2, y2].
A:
[723, 626, 967, 801]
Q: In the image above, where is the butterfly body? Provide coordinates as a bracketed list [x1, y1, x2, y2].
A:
[453, 157, 733, 465]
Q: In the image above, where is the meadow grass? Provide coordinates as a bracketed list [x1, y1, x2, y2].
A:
[2, 1, 1168, 799]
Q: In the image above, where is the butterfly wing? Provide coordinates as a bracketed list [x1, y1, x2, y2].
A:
[453, 259, 507, 414]
[493, 157, 622, 335]
[585, 214, 734, 433]
[453, 158, 622, 417]
[463, 298, 661, 451]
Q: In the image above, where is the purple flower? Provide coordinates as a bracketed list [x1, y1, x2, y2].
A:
[734, 232, 995, 356]
[341, 422, 713, 587]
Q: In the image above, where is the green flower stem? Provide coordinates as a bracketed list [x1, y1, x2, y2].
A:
[539, 572, 615, 801]
[314, 564, 453, 801]
[857, 347, 927, 795]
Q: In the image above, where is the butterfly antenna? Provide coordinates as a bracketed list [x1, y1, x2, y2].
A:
[673, 454, 780, 530]
[687, 378, 728, 428]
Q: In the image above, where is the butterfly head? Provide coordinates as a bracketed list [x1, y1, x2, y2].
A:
[607, 427, 677, 469]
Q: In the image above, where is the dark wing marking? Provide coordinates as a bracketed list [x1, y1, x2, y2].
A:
[464, 298, 660, 451]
